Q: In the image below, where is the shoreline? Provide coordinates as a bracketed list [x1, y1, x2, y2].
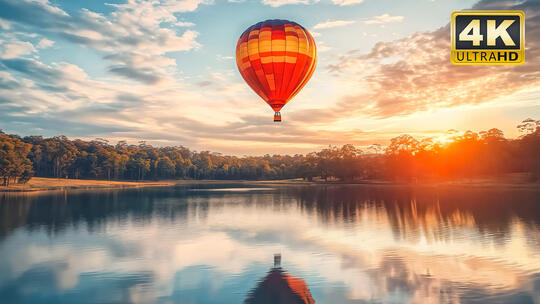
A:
[0, 178, 306, 194]
[0, 177, 175, 193]
[1, 176, 539, 194]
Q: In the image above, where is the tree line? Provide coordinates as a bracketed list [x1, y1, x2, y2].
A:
[1, 119, 539, 186]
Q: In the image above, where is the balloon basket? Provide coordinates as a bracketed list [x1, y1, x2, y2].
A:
[274, 112, 281, 122]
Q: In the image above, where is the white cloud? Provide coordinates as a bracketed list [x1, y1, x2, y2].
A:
[313, 20, 355, 30]
[317, 41, 331, 52]
[209, 72, 226, 81]
[37, 38, 54, 49]
[261, 0, 319, 7]
[176, 21, 196, 27]
[364, 14, 404, 24]
[88, 1, 202, 55]
[217, 54, 233, 60]
[165, 0, 212, 12]
[332, 0, 364, 5]
[0, 39, 36, 59]
[29, 0, 70, 16]
[0, 19, 10, 30]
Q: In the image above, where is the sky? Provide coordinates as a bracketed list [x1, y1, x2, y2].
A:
[0, 0, 538, 155]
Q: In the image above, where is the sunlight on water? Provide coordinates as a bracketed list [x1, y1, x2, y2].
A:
[189, 188, 277, 192]
[0, 185, 539, 303]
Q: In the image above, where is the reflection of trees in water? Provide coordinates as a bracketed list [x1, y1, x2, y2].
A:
[0, 189, 189, 238]
[291, 185, 540, 242]
[0, 187, 280, 238]
[1, 185, 540, 244]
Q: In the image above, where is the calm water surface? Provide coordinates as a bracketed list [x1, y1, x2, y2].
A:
[1, 184, 539, 304]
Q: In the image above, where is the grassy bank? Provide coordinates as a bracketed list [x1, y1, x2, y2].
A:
[0, 177, 177, 192]
[0, 177, 310, 193]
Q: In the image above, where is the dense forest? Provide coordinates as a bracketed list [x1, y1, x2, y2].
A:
[1, 119, 539, 186]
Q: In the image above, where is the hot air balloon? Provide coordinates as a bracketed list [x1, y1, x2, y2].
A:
[236, 20, 317, 122]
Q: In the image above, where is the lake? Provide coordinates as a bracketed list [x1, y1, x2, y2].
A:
[1, 184, 539, 303]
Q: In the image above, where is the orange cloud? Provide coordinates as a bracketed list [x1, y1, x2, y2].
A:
[325, 0, 539, 119]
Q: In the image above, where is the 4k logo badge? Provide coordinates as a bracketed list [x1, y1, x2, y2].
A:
[451, 11, 525, 65]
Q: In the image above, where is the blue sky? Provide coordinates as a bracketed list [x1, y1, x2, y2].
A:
[0, 0, 538, 155]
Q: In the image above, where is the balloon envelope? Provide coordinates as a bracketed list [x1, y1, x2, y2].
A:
[236, 19, 317, 122]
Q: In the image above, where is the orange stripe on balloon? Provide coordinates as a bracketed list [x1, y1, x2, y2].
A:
[283, 26, 309, 102]
[288, 30, 316, 101]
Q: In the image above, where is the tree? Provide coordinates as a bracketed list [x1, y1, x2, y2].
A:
[317, 146, 338, 182]
[385, 135, 419, 181]
[156, 156, 175, 179]
[0, 134, 34, 186]
[335, 144, 363, 181]
[516, 120, 540, 180]
[517, 118, 540, 134]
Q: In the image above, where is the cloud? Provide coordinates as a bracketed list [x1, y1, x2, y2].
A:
[36, 38, 54, 49]
[0, 70, 20, 89]
[0, 39, 35, 59]
[364, 14, 404, 24]
[261, 0, 319, 7]
[323, 0, 540, 119]
[0, 18, 10, 30]
[0, 0, 204, 83]
[0, 58, 184, 140]
[108, 66, 162, 85]
[175, 21, 196, 27]
[196, 80, 213, 87]
[317, 41, 332, 52]
[0, 58, 61, 81]
[0, 0, 70, 29]
[216, 54, 233, 60]
[331, 0, 364, 6]
[313, 20, 355, 30]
